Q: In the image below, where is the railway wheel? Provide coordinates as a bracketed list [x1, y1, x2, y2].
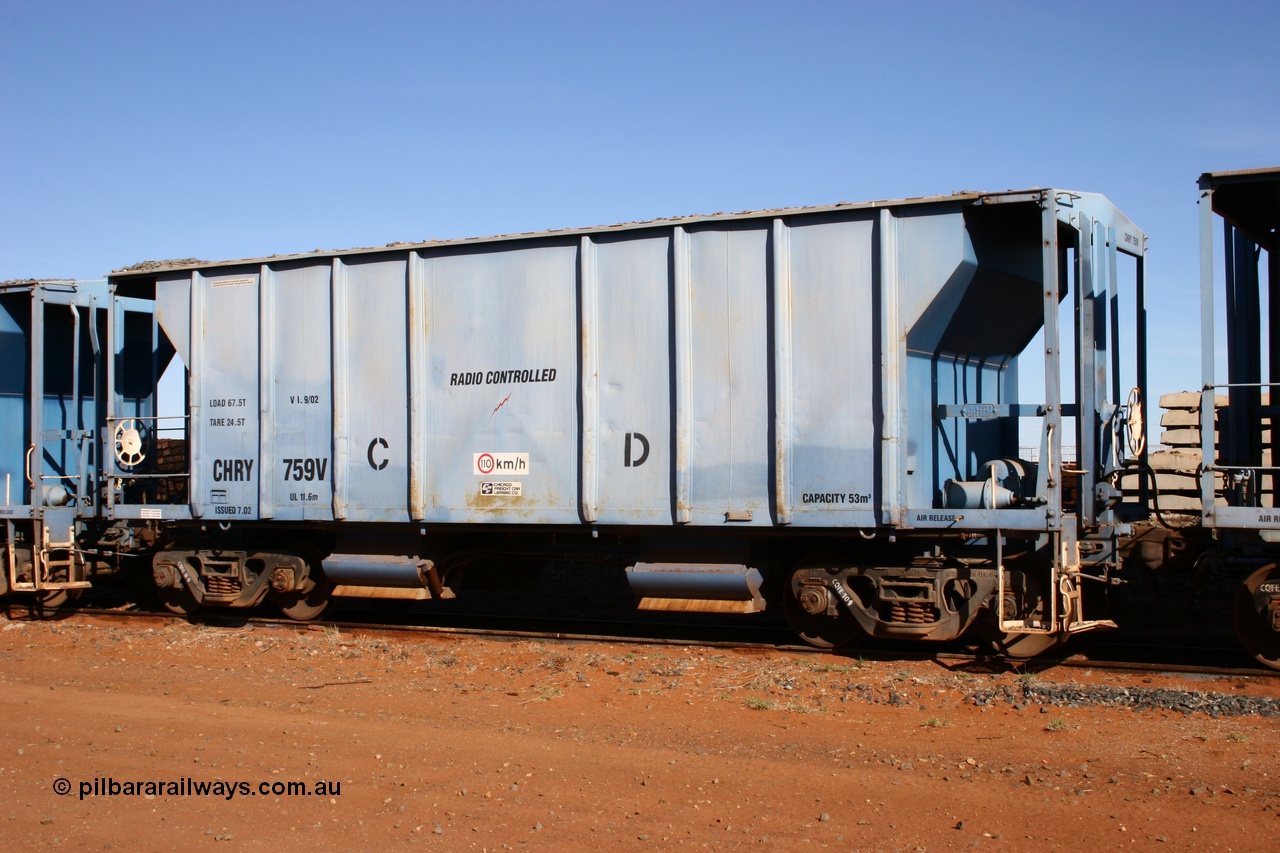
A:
[977, 570, 1065, 659]
[989, 625, 1063, 659]
[1233, 564, 1280, 670]
[276, 579, 334, 621]
[157, 583, 201, 616]
[153, 558, 201, 617]
[273, 545, 333, 622]
[33, 587, 79, 619]
[31, 561, 81, 619]
[781, 559, 865, 649]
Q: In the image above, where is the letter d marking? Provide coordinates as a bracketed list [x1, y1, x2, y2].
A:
[625, 432, 650, 468]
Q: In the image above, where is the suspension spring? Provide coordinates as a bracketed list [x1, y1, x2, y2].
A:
[887, 601, 938, 624]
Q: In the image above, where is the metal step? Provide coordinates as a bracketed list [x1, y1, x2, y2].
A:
[1066, 619, 1117, 633]
[999, 620, 1053, 633]
[8, 580, 91, 591]
[31, 545, 91, 590]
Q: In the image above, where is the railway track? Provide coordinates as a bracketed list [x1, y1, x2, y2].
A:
[11, 598, 1277, 682]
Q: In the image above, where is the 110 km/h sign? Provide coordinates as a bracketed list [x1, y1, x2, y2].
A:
[474, 452, 529, 476]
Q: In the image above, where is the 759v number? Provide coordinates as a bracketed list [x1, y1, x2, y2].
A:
[282, 457, 329, 482]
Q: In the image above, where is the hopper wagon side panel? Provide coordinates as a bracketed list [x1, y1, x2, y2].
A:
[160, 197, 1070, 533]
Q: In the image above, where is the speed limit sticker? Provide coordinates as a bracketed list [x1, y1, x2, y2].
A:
[473, 452, 529, 476]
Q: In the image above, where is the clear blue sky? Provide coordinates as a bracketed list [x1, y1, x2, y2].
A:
[3, 1, 1277, 405]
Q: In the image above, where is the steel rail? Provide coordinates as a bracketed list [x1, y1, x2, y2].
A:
[11, 604, 1277, 681]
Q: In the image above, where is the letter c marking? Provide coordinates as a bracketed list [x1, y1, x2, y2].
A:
[367, 437, 389, 470]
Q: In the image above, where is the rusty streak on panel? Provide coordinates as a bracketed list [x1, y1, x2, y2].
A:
[771, 218, 792, 525]
[578, 235, 598, 524]
[672, 225, 693, 523]
[408, 251, 427, 521]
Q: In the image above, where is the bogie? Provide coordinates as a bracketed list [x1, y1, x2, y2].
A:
[1233, 564, 1280, 670]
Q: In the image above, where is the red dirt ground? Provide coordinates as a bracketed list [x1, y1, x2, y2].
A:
[1, 614, 1277, 851]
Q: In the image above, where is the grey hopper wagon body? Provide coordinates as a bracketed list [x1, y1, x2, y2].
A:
[34, 186, 1149, 650]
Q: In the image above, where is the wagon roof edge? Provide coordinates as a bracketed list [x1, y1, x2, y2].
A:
[107, 186, 1126, 277]
[1198, 166, 1280, 187]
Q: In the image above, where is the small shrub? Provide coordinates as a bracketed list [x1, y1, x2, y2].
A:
[785, 702, 826, 715]
[817, 663, 854, 674]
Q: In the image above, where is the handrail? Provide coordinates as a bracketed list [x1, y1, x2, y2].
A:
[1203, 381, 1280, 390]
[105, 414, 190, 425]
